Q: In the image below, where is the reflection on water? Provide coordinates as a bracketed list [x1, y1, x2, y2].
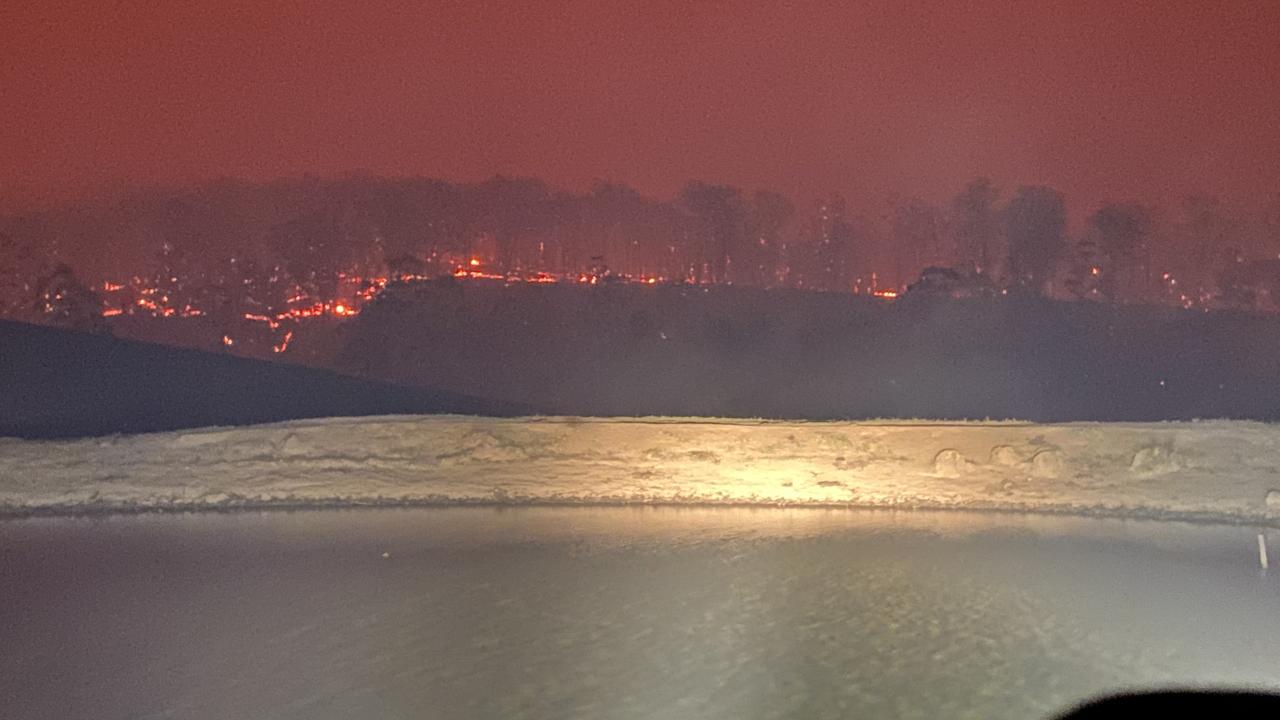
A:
[1, 507, 1278, 720]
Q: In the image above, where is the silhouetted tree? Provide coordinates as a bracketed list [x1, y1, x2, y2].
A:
[1063, 237, 1104, 301]
[892, 198, 947, 288]
[679, 181, 748, 283]
[745, 190, 794, 286]
[469, 176, 555, 272]
[806, 195, 856, 292]
[372, 178, 461, 271]
[152, 240, 199, 314]
[1090, 202, 1150, 302]
[578, 182, 657, 278]
[386, 254, 429, 280]
[1181, 195, 1242, 299]
[951, 178, 1001, 275]
[270, 211, 352, 302]
[32, 263, 108, 333]
[1004, 186, 1067, 294]
[1217, 259, 1258, 311]
[0, 232, 37, 317]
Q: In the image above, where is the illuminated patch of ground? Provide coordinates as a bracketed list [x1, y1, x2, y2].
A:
[3, 416, 1279, 525]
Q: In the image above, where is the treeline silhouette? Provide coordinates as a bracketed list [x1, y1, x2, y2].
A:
[3, 174, 1280, 331]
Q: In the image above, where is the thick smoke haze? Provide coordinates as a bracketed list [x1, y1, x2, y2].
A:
[3, 1, 1279, 216]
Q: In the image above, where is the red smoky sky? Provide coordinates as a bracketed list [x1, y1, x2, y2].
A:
[3, 0, 1279, 214]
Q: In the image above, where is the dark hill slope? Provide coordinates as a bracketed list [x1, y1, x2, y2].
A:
[335, 280, 1280, 422]
[0, 320, 529, 439]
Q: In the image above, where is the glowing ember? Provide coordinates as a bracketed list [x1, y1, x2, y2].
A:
[91, 238, 1235, 362]
[272, 330, 294, 354]
[452, 266, 506, 280]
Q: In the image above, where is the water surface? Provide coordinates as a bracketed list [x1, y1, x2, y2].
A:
[2, 507, 1278, 719]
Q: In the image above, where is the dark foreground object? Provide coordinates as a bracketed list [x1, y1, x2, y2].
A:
[0, 320, 529, 439]
[1056, 691, 1280, 718]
